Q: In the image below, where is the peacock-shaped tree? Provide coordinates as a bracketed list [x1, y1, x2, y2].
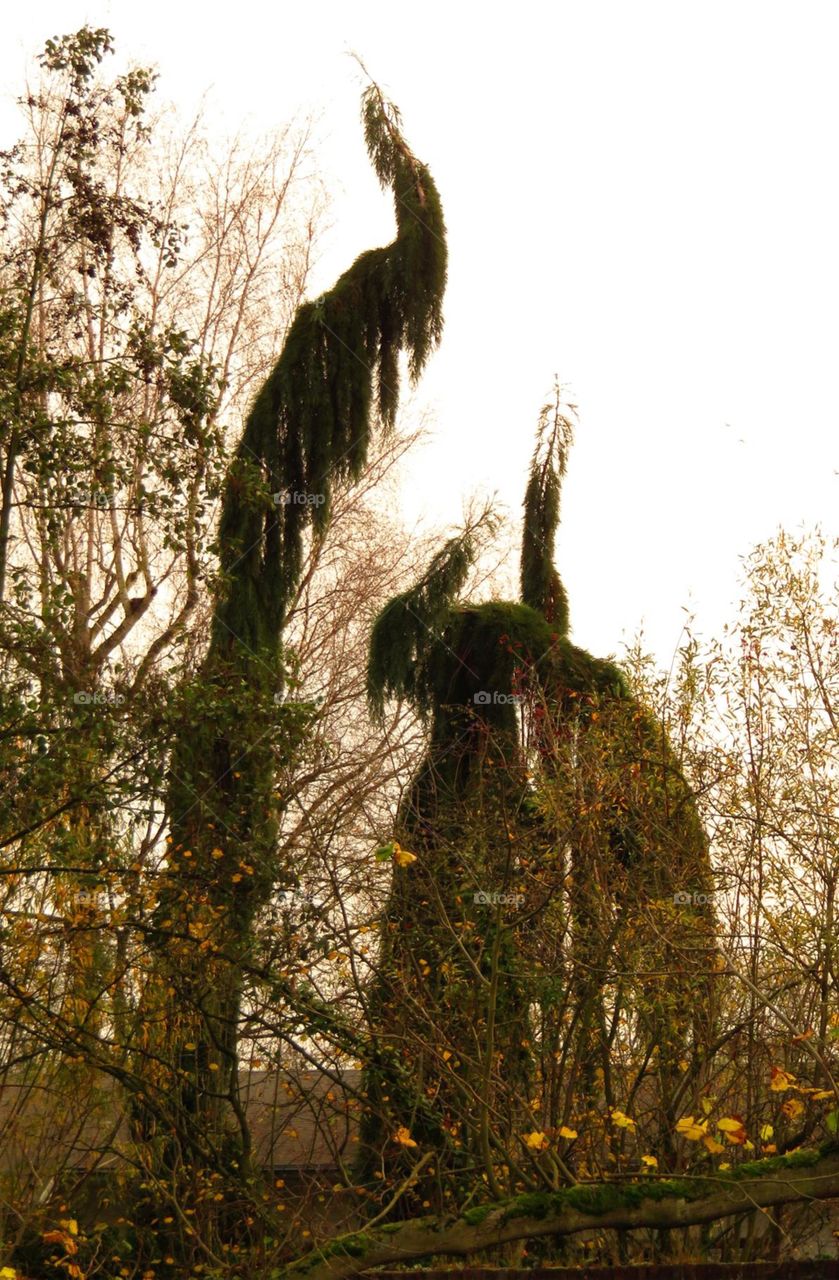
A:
[361, 386, 716, 1206]
[136, 81, 447, 1172]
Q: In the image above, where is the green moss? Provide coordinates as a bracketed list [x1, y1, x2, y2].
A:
[499, 1190, 559, 1221]
[461, 1204, 494, 1226]
[329, 1234, 374, 1258]
[292, 1232, 376, 1273]
[288, 1144, 839, 1277]
[722, 1141, 837, 1181]
[487, 1146, 838, 1228]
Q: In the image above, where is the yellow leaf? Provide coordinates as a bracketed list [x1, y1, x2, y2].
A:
[523, 1130, 549, 1150]
[59, 1219, 78, 1236]
[42, 1230, 75, 1251]
[717, 1117, 745, 1132]
[811, 1090, 834, 1101]
[719, 1162, 731, 1170]
[392, 843, 418, 868]
[442, 1050, 452, 1061]
[782, 1097, 804, 1120]
[211, 848, 224, 859]
[760, 1123, 774, 1141]
[610, 1109, 636, 1130]
[640, 1154, 658, 1168]
[703, 1135, 725, 1154]
[393, 1126, 418, 1147]
[676, 1116, 707, 1140]
[558, 1125, 578, 1140]
[770, 1066, 796, 1092]
[700, 1096, 715, 1116]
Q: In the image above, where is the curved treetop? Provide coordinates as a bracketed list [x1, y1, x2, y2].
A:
[520, 382, 575, 633]
[213, 81, 448, 658]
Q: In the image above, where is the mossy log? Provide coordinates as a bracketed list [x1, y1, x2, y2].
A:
[282, 1144, 839, 1280]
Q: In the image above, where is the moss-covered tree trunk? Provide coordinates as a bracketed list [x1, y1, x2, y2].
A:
[133, 82, 447, 1181]
[360, 669, 538, 1212]
[287, 1143, 839, 1280]
[363, 386, 717, 1211]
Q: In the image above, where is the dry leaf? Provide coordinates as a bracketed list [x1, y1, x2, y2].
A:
[770, 1066, 796, 1092]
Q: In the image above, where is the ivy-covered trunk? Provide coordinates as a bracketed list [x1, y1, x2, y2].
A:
[133, 81, 447, 1180]
[361, 661, 539, 1212]
[364, 387, 717, 1201]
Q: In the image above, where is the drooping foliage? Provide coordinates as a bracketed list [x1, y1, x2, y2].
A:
[139, 81, 447, 1171]
[215, 81, 446, 656]
[366, 519, 487, 720]
[362, 384, 717, 1198]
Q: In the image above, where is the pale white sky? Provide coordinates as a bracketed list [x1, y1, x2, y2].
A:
[2, 1, 837, 665]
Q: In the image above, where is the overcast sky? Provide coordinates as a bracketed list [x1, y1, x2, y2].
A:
[2, 1, 837, 666]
